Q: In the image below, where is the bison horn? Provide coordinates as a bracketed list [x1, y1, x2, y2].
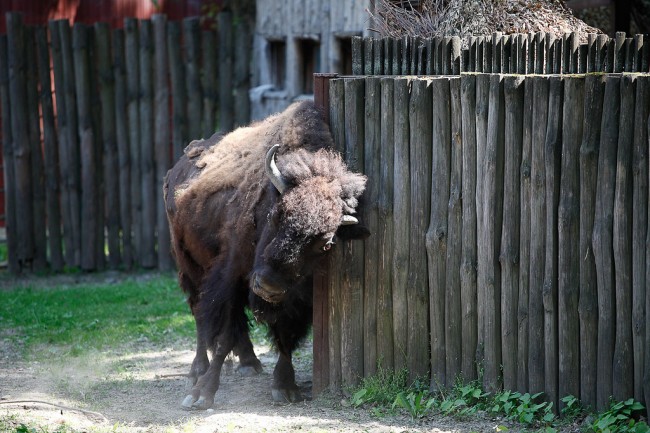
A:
[265, 144, 289, 194]
[341, 215, 358, 225]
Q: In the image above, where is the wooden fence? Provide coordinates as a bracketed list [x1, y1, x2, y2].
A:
[0, 12, 252, 273]
[318, 72, 650, 415]
[351, 32, 650, 76]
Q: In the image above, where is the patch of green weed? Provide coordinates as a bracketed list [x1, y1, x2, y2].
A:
[590, 399, 649, 433]
[349, 366, 417, 407]
[0, 274, 193, 359]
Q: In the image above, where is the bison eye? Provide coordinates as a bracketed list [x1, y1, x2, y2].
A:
[322, 240, 335, 252]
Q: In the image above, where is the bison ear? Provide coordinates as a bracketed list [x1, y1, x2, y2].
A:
[336, 224, 370, 241]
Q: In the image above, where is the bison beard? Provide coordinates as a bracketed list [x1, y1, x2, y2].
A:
[163, 101, 369, 410]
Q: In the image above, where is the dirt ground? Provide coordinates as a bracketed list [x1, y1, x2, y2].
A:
[0, 273, 505, 433]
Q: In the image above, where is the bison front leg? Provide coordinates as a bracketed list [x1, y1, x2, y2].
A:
[271, 351, 304, 403]
[181, 335, 234, 410]
[234, 336, 263, 376]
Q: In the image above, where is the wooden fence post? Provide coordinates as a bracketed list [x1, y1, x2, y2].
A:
[125, 18, 141, 265]
[427, 77, 450, 390]
[0, 34, 19, 273]
[408, 78, 432, 384]
[112, 28, 133, 269]
[183, 17, 202, 139]
[6, 13, 34, 270]
[201, 28, 217, 135]
[543, 75, 563, 410]
[35, 26, 63, 272]
[95, 22, 121, 269]
[558, 76, 584, 409]
[73, 23, 97, 271]
[612, 75, 635, 402]
[139, 19, 156, 269]
[25, 27, 47, 271]
[363, 77, 380, 378]
[593, 75, 619, 411]
[445, 77, 463, 386]
[529, 76, 549, 396]
[341, 78, 365, 387]
[217, 12, 233, 133]
[153, 14, 173, 271]
[579, 74, 605, 410]
[460, 74, 478, 382]
[501, 75, 524, 392]
[517, 75, 534, 393]
[377, 77, 395, 371]
[392, 77, 411, 371]
[327, 77, 345, 391]
[632, 76, 649, 404]
[168, 21, 187, 162]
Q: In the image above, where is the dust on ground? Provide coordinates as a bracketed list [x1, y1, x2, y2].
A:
[0, 272, 508, 433]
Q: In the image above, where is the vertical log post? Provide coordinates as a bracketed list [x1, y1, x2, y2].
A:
[392, 77, 411, 371]
[112, 28, 132, 269]
[593, 75, 619, 411]
[558, 76, 584, 409]
[73, 23, 97, 271]
[409, 78, 432, 384]
[183, 17, 202, 139]
[124, 18, 141, 265]
[363, 77, 380, 378]
[377, 77, 395, 371]
[36, 27, 63, 271]
[0, 34, 19, 273]
[95, 22, 121, 269]
[501, 75, 524, 392]
[632, 76, 649, 403]
[217, 12, 233, 132]
[7, 13, 34, 270]
[168, 21, 187, 162]
[153, 14, 172, 271]
[612, 75, 635, 402]
[579, 74, 605, 409]
[427, 77, 450, 390]
[139, 19, 156, 269]
[460, 74, 478, 382]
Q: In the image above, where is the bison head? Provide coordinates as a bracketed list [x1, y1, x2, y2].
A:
[251, 144, 369, 304]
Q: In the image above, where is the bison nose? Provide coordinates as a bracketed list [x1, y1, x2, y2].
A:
[252, 274, 287, 304]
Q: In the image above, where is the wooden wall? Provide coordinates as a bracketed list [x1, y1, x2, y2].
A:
[321, 72, 650, 416]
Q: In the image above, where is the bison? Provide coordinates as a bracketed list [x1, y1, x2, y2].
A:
[163, 101, 369, 410]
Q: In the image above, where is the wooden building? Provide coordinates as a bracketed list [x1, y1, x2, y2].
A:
[250, 1, 374, 120]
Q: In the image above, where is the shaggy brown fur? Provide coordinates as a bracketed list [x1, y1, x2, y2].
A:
[163, 100, 368, 410]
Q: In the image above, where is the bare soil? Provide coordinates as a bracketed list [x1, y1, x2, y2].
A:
[0, 273, 505, 433]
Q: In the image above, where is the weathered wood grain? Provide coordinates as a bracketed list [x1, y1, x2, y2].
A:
[427, 77, 450, 390]
[377, 77, 395, 371]
[392, 77, 411, 371]
[558, 77, 583, 408]
[460, 74, 478, 382]
[363, 77, 380, 377]
[153, 15, 172, 271]
[183, 17, 202, 139]
[632, 76, 649, 403]
[612, 75, 635, 402]
[112, 28, 133, 270]
[529, 76, 548, 396]
[167, 21, 187, 162]
[409, 78, 432, 383]
[139, 20, 156, 269]
[593, 75, 619, 411]
[501, 75, 524, 392]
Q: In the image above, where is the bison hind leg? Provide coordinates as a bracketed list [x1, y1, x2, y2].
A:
[233, 334, 263, 376]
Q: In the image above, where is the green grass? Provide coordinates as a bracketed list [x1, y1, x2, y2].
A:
[0, 273, 195, 359]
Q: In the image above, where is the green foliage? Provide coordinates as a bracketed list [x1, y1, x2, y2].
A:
[560, 394, 583, 419]
[590, 399, 649, 433]
[490, 391, 555, 425]
[0, 274, 194, 359]
[348, 366, 413, 407]
[392, 391, 436, 420]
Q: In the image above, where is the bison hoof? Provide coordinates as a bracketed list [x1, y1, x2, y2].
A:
[237, 364, 262, 377]
[271, 387, 305, 404]
[181, 394, 214, 411]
